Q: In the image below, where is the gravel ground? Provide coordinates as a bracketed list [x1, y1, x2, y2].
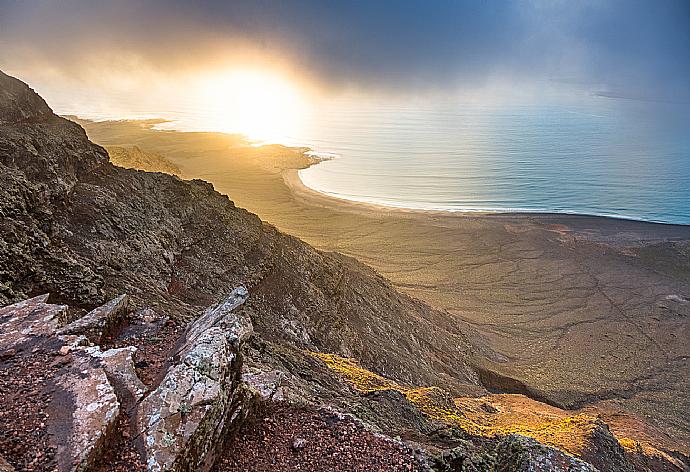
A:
[0, 346, 61, 472]
[215, 406, 426, 472]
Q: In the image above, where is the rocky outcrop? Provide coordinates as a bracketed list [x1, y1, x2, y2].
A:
[51, 348, 121, 472]
[0, 295, 131, 471]
[0, 294, 65, 352]
[0, 71, 53, 124]
[58, 294, 129, 343]
[430, 435, 598, 472]
[494, 435, 596, 472]
[137, 287, 252, 472]
[0, 289, 256, 472]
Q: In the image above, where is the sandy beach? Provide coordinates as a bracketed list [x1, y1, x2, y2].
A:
[77, 118, 690, 451]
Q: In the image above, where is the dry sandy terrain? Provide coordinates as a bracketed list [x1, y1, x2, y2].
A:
[76, 118, 690, 451]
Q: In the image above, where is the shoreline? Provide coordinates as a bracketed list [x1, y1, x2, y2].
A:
[66, 114, 690, 227]
[287, 167, 690, 230]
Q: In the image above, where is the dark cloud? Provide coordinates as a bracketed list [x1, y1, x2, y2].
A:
[1, 0, 688, 98]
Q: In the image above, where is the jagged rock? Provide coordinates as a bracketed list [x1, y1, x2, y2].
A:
[495, 435, 596, 472]
[58, 294, 129, 343]
[88, 345, 147, 403]
[432, 440, 497, 472]
[50, 349, 120, 472]
[0, 294, 65, 352]
[0, 293, 146, 471]
[0, 70, 53, 124]
[579, 420, 634, 472]
[136, 287, 253, 471]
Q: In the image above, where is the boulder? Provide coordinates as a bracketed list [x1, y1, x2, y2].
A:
[50, 349, 120, 472]
[88, 345, 147, 404]
[495, 435, 596, 472]
[0, 294, 145, 472]
[58, 294, 129, 343]
[0, 294, 65, 352]
[136, 287, 253, 472]
[242, 367, 286, 402]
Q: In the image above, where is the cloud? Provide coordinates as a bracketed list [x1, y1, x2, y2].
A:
[1, 0, 688, 99]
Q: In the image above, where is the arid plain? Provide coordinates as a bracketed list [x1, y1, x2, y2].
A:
[77, 118, 690, 452]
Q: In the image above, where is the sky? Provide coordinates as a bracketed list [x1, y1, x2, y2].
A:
[0, 0, 689, 111]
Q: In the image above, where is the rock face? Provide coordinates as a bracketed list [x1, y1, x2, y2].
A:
[0, 296, 130, 471]
[0, 294, 65, 351]
[52, 349, 121, 472]
[431, 435, 598, 472]
[494, 435, 596, 472]
[58, 294, 129, 343]
[137, 287, 252, 472]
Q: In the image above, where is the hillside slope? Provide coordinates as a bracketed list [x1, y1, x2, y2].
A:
[0, 69, 481, 395]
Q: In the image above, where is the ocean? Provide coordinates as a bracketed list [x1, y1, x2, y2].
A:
[294, 93, 690, 225]
[60, 89, 690, 225]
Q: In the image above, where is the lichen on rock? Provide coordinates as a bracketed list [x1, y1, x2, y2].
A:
[136, 287, 253, 472]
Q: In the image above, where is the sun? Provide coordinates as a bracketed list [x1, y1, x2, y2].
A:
[198, 69, 306, 143]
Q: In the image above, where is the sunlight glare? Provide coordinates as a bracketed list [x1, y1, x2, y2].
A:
[198, 69, 306, 143]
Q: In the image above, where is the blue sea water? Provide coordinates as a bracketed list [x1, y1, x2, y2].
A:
[296, 94, 690, 225]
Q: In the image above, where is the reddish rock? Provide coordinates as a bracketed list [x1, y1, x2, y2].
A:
[58, 294, 129, 344]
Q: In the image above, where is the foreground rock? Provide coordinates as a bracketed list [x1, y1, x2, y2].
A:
[0, 288, 256, 472]
[51, 349, 121, 471]
[58, 294, 129, 343]
[0, 295, 130, 471]
[137, 287, 252, 472]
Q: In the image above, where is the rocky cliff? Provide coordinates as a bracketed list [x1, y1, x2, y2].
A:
[0, 70, 686, 471]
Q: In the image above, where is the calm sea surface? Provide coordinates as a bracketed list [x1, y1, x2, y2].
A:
[295, 95, 690, 225]
[67, 91, 690, 225]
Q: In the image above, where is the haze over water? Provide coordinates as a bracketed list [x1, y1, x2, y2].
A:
[6, 0, 688, 224]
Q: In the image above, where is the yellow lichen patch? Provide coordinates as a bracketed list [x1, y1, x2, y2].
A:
[308, 352, 653, 460]
[308, 352, 480, 432]
[619, 437, 642, 451]
[491, 414, 599, 456]
[456, 394, 602, 456]
[308, 352, 398, 392]
[404, 387, 481, 434]
[618, 437, 685, 469]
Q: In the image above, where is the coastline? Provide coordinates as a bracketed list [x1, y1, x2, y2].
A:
[76, 118, 690, 453]
[286, 167, 690, 237]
